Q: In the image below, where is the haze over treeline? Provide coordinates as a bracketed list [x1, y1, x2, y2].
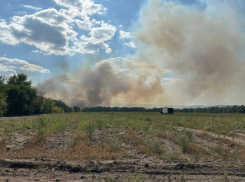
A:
[0, 74, 81, 117]
[36, 0, 245, 107]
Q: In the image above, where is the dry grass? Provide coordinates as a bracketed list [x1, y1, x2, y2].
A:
[1, 112, 245, 162]
[66, 133, 119, 160]
[0, 132, 120, 161]
[124, 129, 165, 157]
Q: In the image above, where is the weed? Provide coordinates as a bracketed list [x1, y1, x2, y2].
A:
[162, 150, 182, 161]
[34, 118, 49, 145]
[70, 133, 88, 148]
[180, 175, 186, 182]
[171, 130, 195, 154]
[221, 173, 230, 182]
[134, 172, 146, 182]
[104, 177, 119, 182]
[107, 137, 122, 152]
[97, 120, 103, 130]
[146, 139, 163, 156]
[86, 123, 94, 141]
[125, 129, 164, 157]
[228, 132, 238, 141]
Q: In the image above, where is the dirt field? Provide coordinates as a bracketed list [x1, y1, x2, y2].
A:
[1, 113, 245, 181]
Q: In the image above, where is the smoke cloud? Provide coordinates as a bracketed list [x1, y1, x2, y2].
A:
[37, 61, 165, 107]
[135, 0, 245, 105]
[38, 0, 245, 107]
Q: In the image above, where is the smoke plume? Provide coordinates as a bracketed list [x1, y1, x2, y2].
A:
[38, 0, 245, 106]
[38, 61, 165, 107]
[135, 0, 245, 105]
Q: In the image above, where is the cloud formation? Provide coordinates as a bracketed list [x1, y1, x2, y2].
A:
[0, 57, 49, 77]
[53, 0, 106, 15]
[22, 5, 42, 11]
[0, 0, 116, 55]
[119, 30, 133, 39]
[119, 30, 136, 48]
[73, 21, 116, 54]
[124, 41, 136, 48]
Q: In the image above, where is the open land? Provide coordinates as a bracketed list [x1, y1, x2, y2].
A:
[1, 112, 245, 181]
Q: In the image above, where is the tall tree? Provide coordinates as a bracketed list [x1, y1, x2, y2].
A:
[5, 74, 37, 116]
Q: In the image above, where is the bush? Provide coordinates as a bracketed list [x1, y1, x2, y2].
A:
[176, 130, 193, 154]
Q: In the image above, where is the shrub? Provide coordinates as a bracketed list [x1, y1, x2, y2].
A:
[176, 130, 193, 154]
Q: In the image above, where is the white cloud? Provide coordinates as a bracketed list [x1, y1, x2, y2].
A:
[0, 57, 50, 74]
[105, 48, 112, 53]
[0, 0, 115, 55]
[124, 41, 136, 48]
[0, 0, 116, 55]
[73, 37, 109, 54]
[119, 30, 137, 49]
[90, 22, 116, 42]
[76, 19, 92, 30]
[53, 0, 106, 15]
[22, 5, 42, 11]
[0, 20, 19, 45]
[0, 9, 77, 55]
[0, 66, 17, 77]
[119, 30, 133, 39]
[73, 22, 116, 54]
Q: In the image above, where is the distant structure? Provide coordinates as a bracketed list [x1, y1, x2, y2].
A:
[161, 107, 174, 114]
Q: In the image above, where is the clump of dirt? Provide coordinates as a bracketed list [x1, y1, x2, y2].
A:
[6, 131, 33, 151]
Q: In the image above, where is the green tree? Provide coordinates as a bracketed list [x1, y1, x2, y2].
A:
[5, 74, 37, 116]
[73, 106, 81, 112]
[42, 98, 55, 114]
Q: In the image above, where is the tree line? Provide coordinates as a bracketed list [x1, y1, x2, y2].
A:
[82, 107, 162, 112]
[1, 74, 244, 116]
[175, 105, 245, 113]
[0, 74, 81, 117]
[83, 106, 245, 113]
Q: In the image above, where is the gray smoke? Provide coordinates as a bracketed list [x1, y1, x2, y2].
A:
[37, 61, 165, 107]
[38, 0, 245, 106]
[135, 0, 245, 105]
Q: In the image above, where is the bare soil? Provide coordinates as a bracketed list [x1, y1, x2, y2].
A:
[1, 128, 245, 181]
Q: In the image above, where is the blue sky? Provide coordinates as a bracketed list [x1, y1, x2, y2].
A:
[0, 0, 147, 83]
[1, 0, 245, 106]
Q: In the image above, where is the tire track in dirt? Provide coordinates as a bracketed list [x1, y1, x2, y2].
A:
[178, 127, 245, 147]
[1, 159, 245, 177]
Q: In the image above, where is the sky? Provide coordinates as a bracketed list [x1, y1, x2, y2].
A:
[0, 0, 145, 80]
[1, 0, 245, 107]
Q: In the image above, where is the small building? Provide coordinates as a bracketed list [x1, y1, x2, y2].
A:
[161, 107, 174, 114]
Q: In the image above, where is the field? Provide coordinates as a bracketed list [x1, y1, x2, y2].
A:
[1, 112, 245, 181]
